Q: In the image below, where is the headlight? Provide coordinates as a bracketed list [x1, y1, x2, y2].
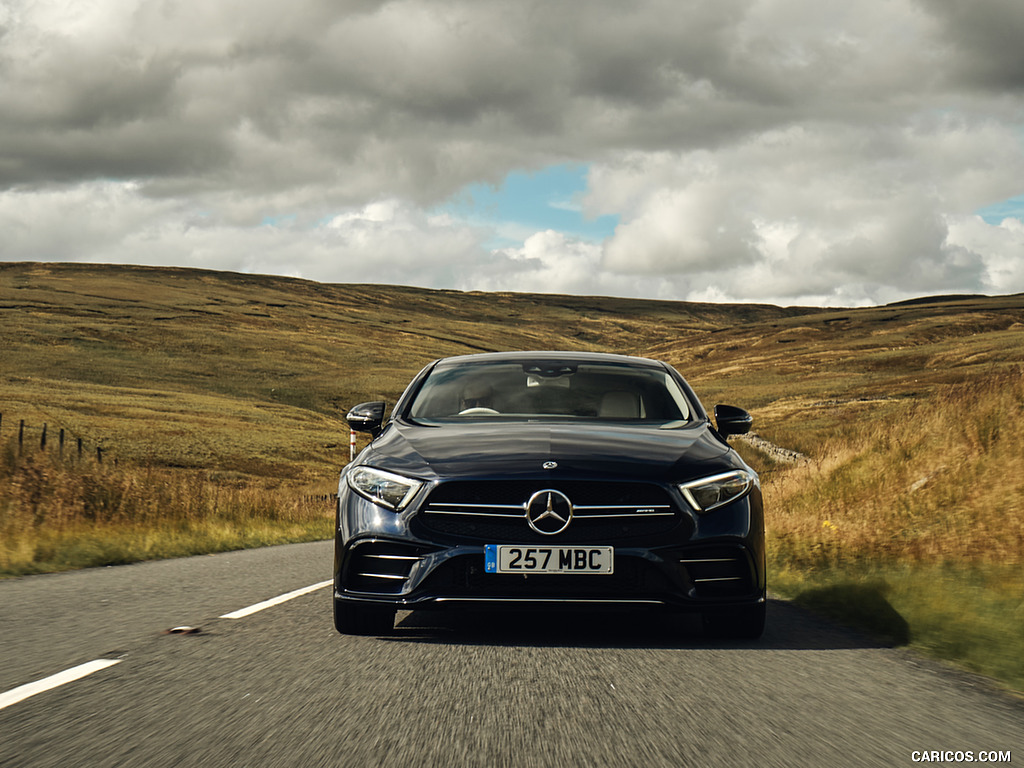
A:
[347, 467, 423, 511]
[678, 470, 755, 513]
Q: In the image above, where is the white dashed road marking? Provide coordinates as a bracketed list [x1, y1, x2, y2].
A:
[0, 659, 121, 711]
[1, 580, 333, 710]
[220, 580, 333, 619]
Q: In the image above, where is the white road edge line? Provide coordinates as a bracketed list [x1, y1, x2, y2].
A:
[220, 580, 334, 620]
[0, 659, 121, 711]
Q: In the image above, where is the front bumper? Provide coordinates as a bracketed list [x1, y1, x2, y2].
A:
[334, 477, 766, 613]
[334, 536, 765, 612]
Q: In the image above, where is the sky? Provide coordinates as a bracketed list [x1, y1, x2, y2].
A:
[2, 0, 1024, 307]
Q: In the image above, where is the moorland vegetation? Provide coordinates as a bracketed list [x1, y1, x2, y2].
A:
[2, 262, 1022, 691]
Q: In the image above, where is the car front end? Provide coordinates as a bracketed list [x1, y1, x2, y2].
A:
[334, 352, 766, 638]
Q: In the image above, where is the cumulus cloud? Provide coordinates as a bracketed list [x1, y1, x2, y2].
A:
[920, 0, 1024, 91]
[592, 116, 1024, 303]
[0, 182, 488, 286]
[1, 0, 1023, 305]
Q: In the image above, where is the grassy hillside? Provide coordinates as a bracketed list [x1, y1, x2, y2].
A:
[3, 262, 1024, 691]
[653, 294, 1024, 455]
[0, 262, 806, 483]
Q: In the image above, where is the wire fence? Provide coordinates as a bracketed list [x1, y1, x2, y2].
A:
[0, 412, 112, 464]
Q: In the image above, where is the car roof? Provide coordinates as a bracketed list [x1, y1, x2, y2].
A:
[431, 351, 668, 369]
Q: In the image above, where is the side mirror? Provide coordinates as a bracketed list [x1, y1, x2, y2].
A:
[347, 401, 386, 436]
[714, 404, 752, 437]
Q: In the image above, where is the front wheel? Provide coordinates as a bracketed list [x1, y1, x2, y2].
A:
[702, 602, 766, 640]
[334, 599, 396, 635]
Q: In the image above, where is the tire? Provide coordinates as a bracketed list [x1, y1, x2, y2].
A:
[334, 599, 396, 636]
[702, 602, 766, 640]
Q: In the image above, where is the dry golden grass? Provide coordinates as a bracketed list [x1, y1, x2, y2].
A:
[4, 264, 1024, 575]
[739, 370, 1024, 692]
[757, 370, 1024, 569]
[0, 447, 333, 575]
[0, 261, 806, 575]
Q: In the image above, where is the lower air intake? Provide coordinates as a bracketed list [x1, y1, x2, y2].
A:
[344, 541, 430, 595]
[676, 547, 756, 598]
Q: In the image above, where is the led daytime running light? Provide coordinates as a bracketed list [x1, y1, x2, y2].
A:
[678, 470, 754, 513]
[348, 467, 423, 511]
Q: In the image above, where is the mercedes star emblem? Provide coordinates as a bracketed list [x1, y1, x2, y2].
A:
[525, 489, 573, 535]
[542, 461, 558, 470]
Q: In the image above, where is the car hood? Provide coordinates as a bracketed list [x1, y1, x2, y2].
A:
[359, 420, 735, 482]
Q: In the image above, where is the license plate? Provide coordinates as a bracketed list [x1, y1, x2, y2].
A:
[484, 545, 613, 574]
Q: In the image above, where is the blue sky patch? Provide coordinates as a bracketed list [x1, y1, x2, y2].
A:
[440, 164, 619, 248]
[975, 195, 1024, 225]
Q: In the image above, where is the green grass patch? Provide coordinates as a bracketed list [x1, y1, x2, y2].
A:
[771, 561, 1024, 694]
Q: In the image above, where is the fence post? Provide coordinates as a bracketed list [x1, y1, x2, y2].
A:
[78, 437, 83, 460]
[97, 446, 103, 463]
[59, 428, 65, 458]
[19, 420, 24, 454]
[41, 423, 47, 450]
[350, 428, 356, 462]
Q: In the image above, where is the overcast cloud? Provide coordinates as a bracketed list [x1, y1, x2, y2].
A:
[2, 0, 1023, 305]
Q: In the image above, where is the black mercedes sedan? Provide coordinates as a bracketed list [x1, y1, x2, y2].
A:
[334, 351, 765, 638]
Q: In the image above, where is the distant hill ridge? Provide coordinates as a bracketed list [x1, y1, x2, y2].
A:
[3, 260, 1023, 480]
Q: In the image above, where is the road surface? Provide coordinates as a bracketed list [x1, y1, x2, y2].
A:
[1, 541, 1020, 767]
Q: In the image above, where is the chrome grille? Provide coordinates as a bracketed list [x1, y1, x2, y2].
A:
[423, 502, 674, 519]
[418, 480, 682, 543]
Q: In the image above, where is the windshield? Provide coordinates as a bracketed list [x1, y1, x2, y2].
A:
[407, 360, 692, 424]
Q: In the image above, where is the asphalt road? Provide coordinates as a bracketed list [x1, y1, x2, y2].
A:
[1, 541, 1021, 768]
